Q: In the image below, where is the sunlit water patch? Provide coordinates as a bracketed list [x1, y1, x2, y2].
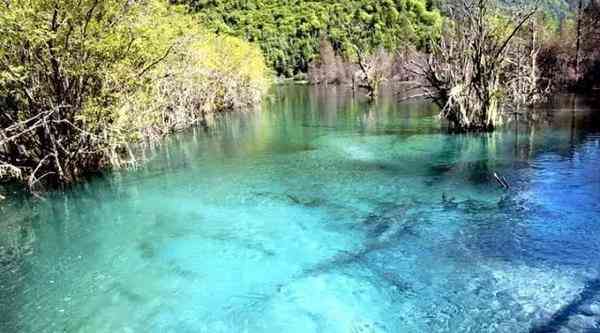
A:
[1, 87, 599, 332]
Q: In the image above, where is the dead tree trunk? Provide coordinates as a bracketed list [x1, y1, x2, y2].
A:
[575, 0, 583, 81]
[354, 47, 391, 102]
[417, 0, 540, 132]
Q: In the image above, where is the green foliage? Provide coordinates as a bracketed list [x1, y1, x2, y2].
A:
[80, 2, 271, 153]
[176, 0, 442, 76]
[0, 0, 270, 189]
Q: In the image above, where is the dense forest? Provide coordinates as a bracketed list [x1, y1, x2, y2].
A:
[174, 0, 443, 76]
[175, 0, 599, 101]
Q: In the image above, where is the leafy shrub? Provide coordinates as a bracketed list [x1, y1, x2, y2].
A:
[0, 0, 270, 190]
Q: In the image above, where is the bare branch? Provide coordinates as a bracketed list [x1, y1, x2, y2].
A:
[494, 8, 538, 60]
[138, 44, 176, 77]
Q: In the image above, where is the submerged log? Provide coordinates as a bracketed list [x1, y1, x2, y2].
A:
[493, 172, 510, 189]
[531, 278, 600, 332]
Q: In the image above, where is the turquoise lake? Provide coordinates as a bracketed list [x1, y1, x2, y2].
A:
[1, 86, 600, 332]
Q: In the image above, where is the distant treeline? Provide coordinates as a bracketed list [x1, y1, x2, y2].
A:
[175, 0, 599, 92]
[173, 0, 442, 77]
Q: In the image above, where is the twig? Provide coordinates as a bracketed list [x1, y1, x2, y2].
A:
[493, 172, 510, 189]
[27, 154, 52, 189]
[494, 8, 538, 60]
[138, 44, 176, 77]
[397, 92, 431, 102]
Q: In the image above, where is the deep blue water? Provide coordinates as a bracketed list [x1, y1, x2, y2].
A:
[1, 86, 599, 332]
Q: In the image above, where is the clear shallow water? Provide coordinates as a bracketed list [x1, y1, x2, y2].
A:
[1, 86, 600, 333]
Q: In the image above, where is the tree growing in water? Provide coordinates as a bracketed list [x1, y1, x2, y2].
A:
[420, 0, 544, 132]
[328, 3, 408, 102]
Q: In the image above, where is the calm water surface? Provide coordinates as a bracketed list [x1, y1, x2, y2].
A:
[1, 86, 600, 332]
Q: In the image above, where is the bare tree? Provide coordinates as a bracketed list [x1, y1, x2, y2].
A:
[505, 14, 552, 111]
[353, 47, 392, 101]
[308, 38, 340, 85]
[418, 0, 541, 132]
[575, 0, 584, 81]
[579, 0, 600, 88]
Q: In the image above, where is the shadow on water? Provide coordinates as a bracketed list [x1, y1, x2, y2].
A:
[530, 278, 600, 332]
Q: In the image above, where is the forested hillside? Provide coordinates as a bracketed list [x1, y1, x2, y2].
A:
[175, 0, 442, 76]
[175, 0, 587, 77]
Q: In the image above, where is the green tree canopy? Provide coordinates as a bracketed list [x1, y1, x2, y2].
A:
[175, 0, 442, 76]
